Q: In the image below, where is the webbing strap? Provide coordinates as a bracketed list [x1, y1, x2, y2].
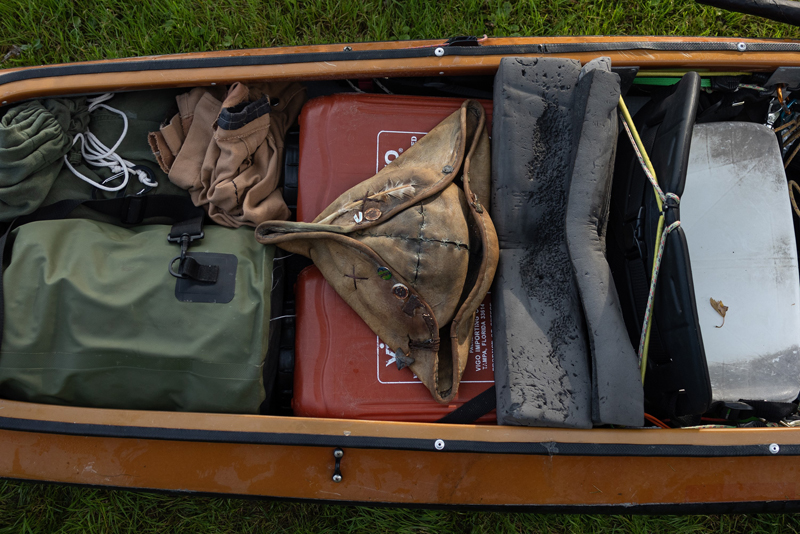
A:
[739, 400, 798, 423]
[177, 255, 220, 283]
[437, 385, 496, 424]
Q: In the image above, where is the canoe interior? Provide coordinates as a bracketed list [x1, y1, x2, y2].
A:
[2, 37, 800, 508]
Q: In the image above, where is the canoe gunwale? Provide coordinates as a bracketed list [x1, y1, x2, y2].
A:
[3, 39, 800, 86]
[3, 36, 800, 105]
[0, 414, 796, 458]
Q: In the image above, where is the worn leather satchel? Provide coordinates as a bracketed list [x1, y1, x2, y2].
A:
[256, 100, 498, 403]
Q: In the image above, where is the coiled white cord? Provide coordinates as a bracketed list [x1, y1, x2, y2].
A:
[63, 93, 158, 192]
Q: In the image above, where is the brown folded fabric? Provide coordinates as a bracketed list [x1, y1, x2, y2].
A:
[149, 82, 306, 227]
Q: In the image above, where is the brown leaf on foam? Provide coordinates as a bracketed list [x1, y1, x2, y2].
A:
[710, 297, 728, 328]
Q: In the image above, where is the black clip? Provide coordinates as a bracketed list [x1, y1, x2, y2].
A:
[628, 206, 647, 260]
[662, 195, 679, 215]
[168, 230, 205, 279]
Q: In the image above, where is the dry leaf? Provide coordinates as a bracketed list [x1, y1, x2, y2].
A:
[710, 297, 729, 328]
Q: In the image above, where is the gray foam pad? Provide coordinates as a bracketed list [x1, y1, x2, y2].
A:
[491, 57, 592, 428]
[565, 68, 643, 426]
[492, 250, 592, 427]
[491, 57, 643, 427]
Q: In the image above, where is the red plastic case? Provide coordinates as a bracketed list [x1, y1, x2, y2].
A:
[293, 93, 495, 422]
[294, 267, 495, 422]
[297, 93, 492, 222]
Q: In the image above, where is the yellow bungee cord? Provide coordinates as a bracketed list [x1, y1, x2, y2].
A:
[617, 96, 682, 384]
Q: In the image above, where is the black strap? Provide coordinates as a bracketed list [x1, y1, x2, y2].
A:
[437, 385, 496, 424]
[5, 195, 203, 229]
[0, 195, 205, 352]
[705, 399, 798, 424]
[178, 256, 219, 283]
[738, 399, 798, 423]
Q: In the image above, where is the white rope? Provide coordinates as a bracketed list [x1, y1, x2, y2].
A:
[63, 93, 158, 192]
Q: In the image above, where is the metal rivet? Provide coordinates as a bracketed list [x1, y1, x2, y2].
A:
[343, 46, 353, 52]
[377, 267, 392, 280]
[334, 449, 344, 459]
[442, 165, 454, 174]
[770, 443, 780, 454]
[333, 474, 343, 483]
[364, 208, 381, 221]
[392, 283, 409, 300]
[434, 439, 445, 450]
[434, 47, 445, 57]
[737, 42, 747, 52]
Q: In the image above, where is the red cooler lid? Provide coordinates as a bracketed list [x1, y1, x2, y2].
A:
[294, 267, 495, 422]
[297, 93, 492, 222]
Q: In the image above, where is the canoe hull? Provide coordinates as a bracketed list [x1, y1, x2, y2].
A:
[3, 36, 800, 509]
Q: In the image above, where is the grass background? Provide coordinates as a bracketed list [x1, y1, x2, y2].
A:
[2, 0, 800, 531]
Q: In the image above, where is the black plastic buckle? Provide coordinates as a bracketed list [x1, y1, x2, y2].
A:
[168, 230, 205, 279]
[167, 230, 205, 246]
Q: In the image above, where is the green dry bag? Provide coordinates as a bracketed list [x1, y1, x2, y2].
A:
[0, 196, 276, 413]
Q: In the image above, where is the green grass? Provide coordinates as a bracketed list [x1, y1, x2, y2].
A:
[4, 480, 800, 533]
[2, 0, 800, 531]
[0, 0, 800, 67]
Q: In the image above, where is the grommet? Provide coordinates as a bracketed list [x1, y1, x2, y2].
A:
[434, 439, 445, 450]
[434, 47, 445, 57]
[442, 165, 454, 174]
[737, 42, 747, 52]
[377, 267, 392, 280]
[392, 283, 410, 300]
[364, 208, 381, 221]
[770, 443, 780, 454]
[343, 46, 353, 52]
